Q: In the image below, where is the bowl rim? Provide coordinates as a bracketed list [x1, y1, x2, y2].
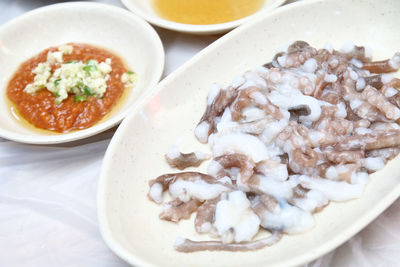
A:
[0, 1, 165, 144]
[98, 0, 400, 266]
[120, 0, 286, 34]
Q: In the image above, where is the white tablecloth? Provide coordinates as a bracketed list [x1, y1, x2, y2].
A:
[0, 1, 399, 266]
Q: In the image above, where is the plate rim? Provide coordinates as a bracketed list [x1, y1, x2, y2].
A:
[98, 0, 400, 266]
[0, 1, 165, 144]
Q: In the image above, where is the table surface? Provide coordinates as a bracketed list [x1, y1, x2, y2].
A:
[1, 1, 399, 267]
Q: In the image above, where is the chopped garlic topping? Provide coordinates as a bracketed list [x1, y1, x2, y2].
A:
[46, 59, 112, 103]
[24, 63, 51, 94]
[121, 71, 138, 86]
[58, 44, 73, 55]
[47, 51, 63, 64]
[23, 45, 115, 103]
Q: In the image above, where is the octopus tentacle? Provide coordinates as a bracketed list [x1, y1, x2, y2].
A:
[323, 149, 365, 164]
[165, 146, 210, 170]
[213, 153, 256, 183]
[148, 41, 400, 253]
[148, 172, 229, 204]
[364, 75, 383, 90]
[159, 199, 202, 222]
[230, 86, 282, 121]
[362, 59, 398, 73]
[334, 130, 400, 151]
[341, 45, 369, 61]
[361, 85, 400, 121]
[289, 148, 319, 174]
[174, 232, 282, 252]
[283, 41, 317, 68]
[194, 196, 221, 233]
[195, 86, 238, 143]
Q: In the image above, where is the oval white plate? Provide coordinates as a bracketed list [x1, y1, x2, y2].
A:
[0, 2, 164, 144]
[120, 0, 285, 34]
[98, 0, 400, 266]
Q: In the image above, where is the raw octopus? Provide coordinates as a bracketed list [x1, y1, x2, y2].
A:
[148, 41, 400, 252]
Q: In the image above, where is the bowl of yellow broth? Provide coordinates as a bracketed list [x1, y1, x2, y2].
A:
[120, 0, 286, 34]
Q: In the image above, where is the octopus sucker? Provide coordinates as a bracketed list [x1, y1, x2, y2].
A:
[361, 85, 400, 120]
[283, 41, 317, 68]
[147, 41, 400, 252]
[230, 86, 283, 122]
[174, 231, 282, 252]
[288, 40, 310, 52]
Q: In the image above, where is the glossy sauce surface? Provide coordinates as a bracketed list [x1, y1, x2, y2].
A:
[6, 43, 128, 133]
[152, 0, 265, 25]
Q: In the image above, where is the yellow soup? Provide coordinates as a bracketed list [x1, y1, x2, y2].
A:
[152, 0, 265, 25]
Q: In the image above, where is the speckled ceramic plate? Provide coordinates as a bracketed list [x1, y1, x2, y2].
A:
[98, 0, 400, 266]
[120, 0, 286, 34]
[0, 2, 164, 144]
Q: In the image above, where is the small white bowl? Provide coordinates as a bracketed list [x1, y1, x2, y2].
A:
[98, 0, 400, 266]
[0, 2, 164, 144]
[120, 0, 286, 35]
